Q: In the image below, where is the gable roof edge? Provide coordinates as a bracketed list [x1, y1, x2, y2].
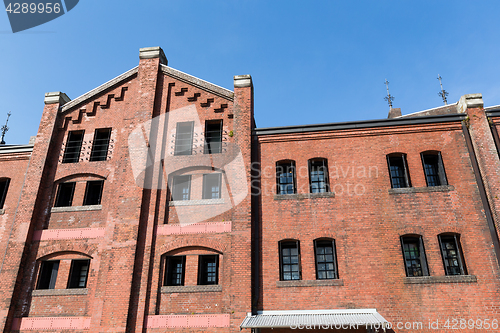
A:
[160, 64, 234, 101]
[60, 66, 139, 113]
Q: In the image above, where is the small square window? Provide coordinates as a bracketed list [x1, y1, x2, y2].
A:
[279, 241, 301, 281]
[203, 174, 222, 199]
[198, 255, 219, 285]
[0, 178, 10, 209]
[54, 182, 76, 207]
[439, 234, 467, 275]
[387, 154, 411, 188]
[174, 122, 194, 156]
[171, 175, 191, 201]
[204, 120, 223, 154]
[164, 256, 186, 286]
[62, 131, 84, 163]
[67, 259, 90, 289]
[36, 260, 59, 289]
[276, 161, 296, 195]
[401, 236, 428, 277]
[314, 239, 337, 279]
[90, 128, 111, 162]
[83, 180, 104, 206]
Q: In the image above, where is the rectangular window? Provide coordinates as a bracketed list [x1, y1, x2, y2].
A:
[174, 121, 194, 156]
[279, 241, 301, 281]
[67, 259, 90, 288]
[164, 256, 186, 286]
[309, 159, 329, 193]
[387, 154, 411, 188]
[198, 255, 219, 285]
[83, 180, 104, 205]
[276, 161, 296, 195]
[171, 175, 191, 201]
[90, 128, 111, 162]
[204, 120, 223, 154]
[0, 178, 10, 209]
[421, 152, 447, 187]
[36, 260, 60, 289]
[203, 173, 222, 199]
[62, 130, 84, 163]
[314, 240, 337, 279]
[401, 236, 428, 277]
[439, 234, 467, 275]
[54, 182, 76, 207]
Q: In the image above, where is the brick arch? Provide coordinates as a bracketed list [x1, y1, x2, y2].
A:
[36, 243, 97, 260]
[55, 169, 109, 183]
[164, 246, 222, 256]
[433, 226, 463, 236]
[156, 237, 227, 255]
[398, 226, 425, 237]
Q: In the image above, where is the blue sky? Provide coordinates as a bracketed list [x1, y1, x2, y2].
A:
[1, 1, 500, 144]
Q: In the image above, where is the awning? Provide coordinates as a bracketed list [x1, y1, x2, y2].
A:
[240, 309, 390, 330]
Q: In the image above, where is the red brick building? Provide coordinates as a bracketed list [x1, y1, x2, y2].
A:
[1, 47, 500, 332]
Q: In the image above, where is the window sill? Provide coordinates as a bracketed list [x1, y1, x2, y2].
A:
[274, 192, 335, 201]
[32, 288, 88, 296]
[0, 209, 4, 215]
[51, 205, 102, 213]
[276, 279, 343, 287]
[169, 198, 224, 207]
[389, 185, 454, 194]
[404, 275, 477, 284]
[161, 285, 222, 293]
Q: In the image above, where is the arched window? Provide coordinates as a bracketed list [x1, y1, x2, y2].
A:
[421, 151, 447, 186]
[279, 240, 301, 281]
[276, 160, 296, 195]
[36, 252, 91, 290]
[438, 233, 467, 275]
[387, 153, 411, 188]
[54, 175, 105, 207]
[308, 158, 329, 193]
[400, 235, 428, 277]
[314, 238, 337, 279]
[163, 247, 221, 287]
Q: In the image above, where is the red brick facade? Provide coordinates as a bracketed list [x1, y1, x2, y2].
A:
[1, 47, 500, 332]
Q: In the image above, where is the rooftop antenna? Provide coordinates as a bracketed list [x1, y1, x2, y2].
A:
[384, 79, 394, 110]
[0, 111, 11, 145]
[437, 74, 448, 105]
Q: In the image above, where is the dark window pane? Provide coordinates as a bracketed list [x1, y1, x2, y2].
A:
[54, 182, 76, 207]
[203, 174, 222, 199]
[198, 255, 219, 285]
[276, 162, 296, 194]
[164, 256, 185, 286]
[37, 261, 59, 289]
[315, 240, 337, 280]
[90, 128, 111, 162]
[439, 235, 466, 275]
[280, 241, 300, 280]
[388, 155, 409, 188]
[204, 120, 222, 154]
[422, 153, 447, 187]
[0, 178, 10, 209]
[171, 175, 191, 201]
[401, 236, 428, 277]
[68, 259, 90, 288]
[309, 159, 329, 193]
[83, 180, 104, 205]
[174, 122, 194, 156]
[62, 131, 84, 163]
